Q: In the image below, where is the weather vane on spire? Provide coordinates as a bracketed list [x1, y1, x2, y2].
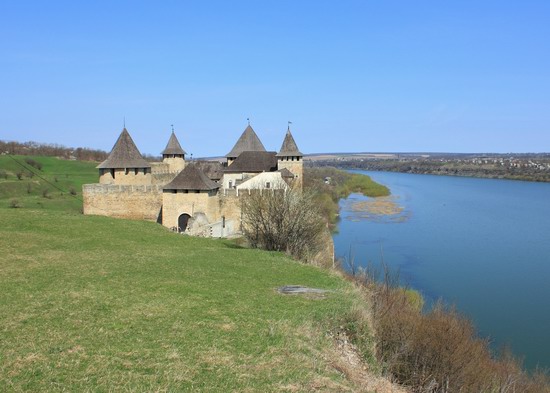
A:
[171, 124, 174, 133]
[288, 121, 292, 131]
[123, 116, 126, 128]
[247, 117, 250, 126]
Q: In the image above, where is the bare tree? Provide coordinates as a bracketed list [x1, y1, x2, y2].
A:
[240, 187, 325, 262]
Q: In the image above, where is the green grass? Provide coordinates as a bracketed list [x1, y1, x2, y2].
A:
[341, 173, 389, 198]
[0, 155, 98, 212]
[0, 208, 368, 391]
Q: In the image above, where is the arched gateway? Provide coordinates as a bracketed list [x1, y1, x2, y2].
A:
[178, 213, 191, 232]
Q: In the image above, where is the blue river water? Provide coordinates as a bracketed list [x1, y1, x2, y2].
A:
[333, 170, 550, 370]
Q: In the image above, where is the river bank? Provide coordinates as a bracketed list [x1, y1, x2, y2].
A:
[333, 170, 550, 372]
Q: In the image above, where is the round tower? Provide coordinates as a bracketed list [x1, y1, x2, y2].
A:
[97, 127, 152, 185]
[162, 129, 186, 173]
[276, 125, 303, 189]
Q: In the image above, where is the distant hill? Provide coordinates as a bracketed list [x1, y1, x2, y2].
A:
[0, 155, 98, 212]
[0, 139, 109, 161]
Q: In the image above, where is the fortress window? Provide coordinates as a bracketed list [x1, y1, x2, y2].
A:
[135, 168, 139, 175]
[265, 182, 271, 189]
[125, 168, 129, 175]
[111, 169, 115, 179]
[228, 180, 233, 188]
[195, 190, 200, 194]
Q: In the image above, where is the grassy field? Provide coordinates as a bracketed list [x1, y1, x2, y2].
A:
[0, 155, 97, 212]
[0, 207, 373, 391]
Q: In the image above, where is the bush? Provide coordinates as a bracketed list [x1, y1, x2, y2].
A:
[69, 186, 77, 196]
[349, 265, 550, 392]
[27, 183, 32, 194]
[42, 189, 50, 199]
[9, 199, 21, 208]
[0, 169, 7, 179]
[16, 171, 24, 180]
[241, 188, 325, 262]
[25, 158, 42, 170]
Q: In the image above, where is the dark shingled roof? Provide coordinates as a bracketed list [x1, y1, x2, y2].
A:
[162, 132, 186, 155]
[224, 151, 278, 173]
[97, 128, 151, 169]
[163, 164, 220, 191]
[276, 128, 303, 157]
[278, 168, 295, 178]
[195, 160, 224, 180]
[226, 125, 266, 158]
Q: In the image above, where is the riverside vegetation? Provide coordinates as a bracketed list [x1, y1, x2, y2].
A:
[2, 155, 549, 391]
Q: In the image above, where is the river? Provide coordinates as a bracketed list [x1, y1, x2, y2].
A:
[333, 170, 550, 370]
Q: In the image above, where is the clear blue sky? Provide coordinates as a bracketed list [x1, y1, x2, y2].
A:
[1, 1, 549, 156]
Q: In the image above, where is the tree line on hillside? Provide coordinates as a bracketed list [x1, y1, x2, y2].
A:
[310, 158, 550, 182]
[0, 140, 108, 162]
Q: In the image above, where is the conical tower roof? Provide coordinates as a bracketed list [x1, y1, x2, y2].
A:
[97, 128, 151, 169]
[163, 163, 220, 191]
[162, 131, 186, 155]
[276, 128, 303, 157]
[226, 125, 266, 158]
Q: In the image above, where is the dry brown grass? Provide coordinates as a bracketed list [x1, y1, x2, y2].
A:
[350, 269, 550, 393]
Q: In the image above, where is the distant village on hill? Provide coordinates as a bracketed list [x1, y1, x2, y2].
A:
[307, 152, 550, 182]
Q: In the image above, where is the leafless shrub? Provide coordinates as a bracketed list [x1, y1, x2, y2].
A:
[10, 199, 21, 208]
[27, 183, 32, 194]
[16, 171, 24, 180]
[42, 189, 50, 198]
[240, 187, 325, 262]
[0, 169, 7, 179]
[345, 262, 550, 392]
[69, 186, 77, 196]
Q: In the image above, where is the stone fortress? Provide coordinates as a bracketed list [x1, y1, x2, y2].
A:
[82, 124, 303, 237]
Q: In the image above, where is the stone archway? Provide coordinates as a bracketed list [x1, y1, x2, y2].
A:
[178, 213, 191, 232]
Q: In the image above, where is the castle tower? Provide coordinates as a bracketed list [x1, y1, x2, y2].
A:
[225, 124, 266, 166]
[97, 128, 152, 185]
[276, 126, 303, 189]
[162, 130, 186, 173]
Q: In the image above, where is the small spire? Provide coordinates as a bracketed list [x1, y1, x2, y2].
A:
[171, 124, 174, 133]
[288, 120, 292, 131]
[247, 117, 250, 126]
[123, 116, 126, 129]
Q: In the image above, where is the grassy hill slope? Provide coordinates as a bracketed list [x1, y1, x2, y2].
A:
[0, 207, 372, 391]
[0, 155, 97, 212]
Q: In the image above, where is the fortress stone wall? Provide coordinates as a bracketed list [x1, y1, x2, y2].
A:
[83, 184, 163, 221]
[83, 125, 303, 237]
[161, 189, 242, 230]
[277, 157, 303, 188]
